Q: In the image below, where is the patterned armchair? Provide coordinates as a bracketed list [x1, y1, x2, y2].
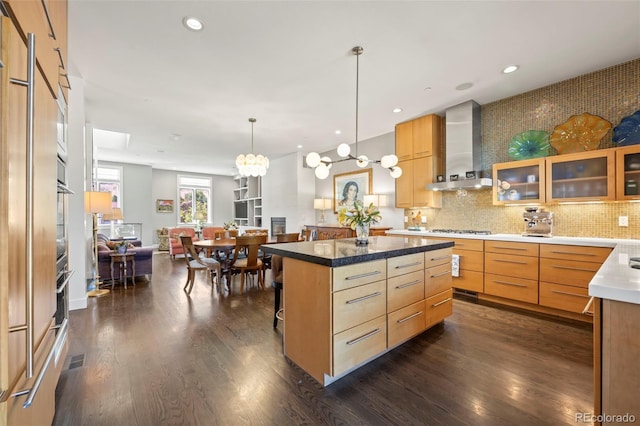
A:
[168, 227, 198, 259]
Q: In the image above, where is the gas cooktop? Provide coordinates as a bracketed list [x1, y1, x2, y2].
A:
[429, 229, 492, 235]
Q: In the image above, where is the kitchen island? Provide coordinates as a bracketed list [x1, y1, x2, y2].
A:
[261, 236, 454, 386]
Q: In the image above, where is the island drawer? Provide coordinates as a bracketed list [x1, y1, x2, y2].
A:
[387, 270, 424, 312]
[453, 270, 484, 293]
[388, 300, 426, 348]
[426, 237, 484, 252]
[539, 258, 601, 288]
[485, 252, 539, 281]
[333, 315, 387, 376]
[485, 240, 539, 257]
[457, 249, 484, 272]
[485, 273, 538, 304]
[539, 282, 592, 314]
[425, 262, 452, 298]
[425, 248, 453, 268]
[333, 259, 387, 292]
[333, 280, 386, 334]
[426, 288, 453, 328]
[539, 244, 612, 263]
[387, 252, 424, 278]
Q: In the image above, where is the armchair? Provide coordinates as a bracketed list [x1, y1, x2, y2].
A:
[168, 227, 198, 259]
[202, 226, 224, 240]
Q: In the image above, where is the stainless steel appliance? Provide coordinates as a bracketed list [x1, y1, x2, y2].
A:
[56, 157, 73, 329]
[522, 207, 553, 237]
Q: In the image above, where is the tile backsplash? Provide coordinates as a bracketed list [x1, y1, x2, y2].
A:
[406, 58, 640, 239]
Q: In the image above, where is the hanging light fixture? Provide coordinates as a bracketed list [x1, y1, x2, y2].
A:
[306, 46, 402, 180]
[236, 117, 269, 177]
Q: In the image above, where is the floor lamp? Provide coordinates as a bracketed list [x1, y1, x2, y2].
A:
[85, 191, 112, 297]
[102, 207, 123, 239]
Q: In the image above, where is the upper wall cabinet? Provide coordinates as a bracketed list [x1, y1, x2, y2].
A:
[545, 149, 615, 203]
[492, 158, 546, 205]
[615, 144, 640, 201]
[395, 114, 441, 161]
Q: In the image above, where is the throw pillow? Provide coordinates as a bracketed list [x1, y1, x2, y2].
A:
[105, 241, 118, 250]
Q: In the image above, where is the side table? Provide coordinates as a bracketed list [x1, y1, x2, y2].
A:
[110, 252, 136, 289]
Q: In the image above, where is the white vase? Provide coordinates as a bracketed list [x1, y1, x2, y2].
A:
[355, 223, 370, 245]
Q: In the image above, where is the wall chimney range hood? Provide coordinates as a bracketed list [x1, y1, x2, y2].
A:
[426, 100, 492, 191]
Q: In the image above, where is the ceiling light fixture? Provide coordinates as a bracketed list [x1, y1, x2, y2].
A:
[306, 46, 401, 180]
[182, 16, 203, 31]
[236, 118, 269, 177]
[392, 108, 403, 113]
[502, 65, 519, 74]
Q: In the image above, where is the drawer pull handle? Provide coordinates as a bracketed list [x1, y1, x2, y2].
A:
[550, 264, 595, 272]
[494, 259, 527, 265]
[551, 289, 589, 298]
[582, 296, 595, 315]
[345, 271, 382, 280]
[431, 270, 451, 278]
[430, 255, 450, 261]
[432, 297, 452, 307]
[346, 291, 382, 304]
[394, 261, 421, 269]
[346, 328, 382, 346]
[493, 280, 527, 288]
[396, 279, 421, 289]
[550, 250, 597, 257]
[493, 246, 527, 251]
[397, 311, 423, 324]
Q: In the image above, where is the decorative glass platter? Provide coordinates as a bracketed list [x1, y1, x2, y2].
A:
[613, 110, 640, 146]
[508, 130, 550, 160]
[550, 113, 612, 154]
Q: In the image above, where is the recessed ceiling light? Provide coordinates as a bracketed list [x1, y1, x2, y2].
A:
[456, 82, 473, 91]
[502, 65, 519, 74]
[297, 145, 303, 149]
[182, 16, 203, 31]
[335, 130, 341, 135]
[392, 108, 403, 113]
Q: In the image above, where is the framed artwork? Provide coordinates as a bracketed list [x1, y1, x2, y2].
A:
[333, 169, 372, 212]
[156, 199, 174, 213]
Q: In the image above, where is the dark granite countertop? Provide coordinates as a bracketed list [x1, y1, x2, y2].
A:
[261, 236, 454, 267]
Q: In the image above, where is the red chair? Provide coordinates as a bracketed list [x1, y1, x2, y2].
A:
[168, 227, 198, 259]
[202, 226, 225, 240]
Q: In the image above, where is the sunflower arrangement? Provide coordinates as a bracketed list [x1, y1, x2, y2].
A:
[337, 200, 381, 230]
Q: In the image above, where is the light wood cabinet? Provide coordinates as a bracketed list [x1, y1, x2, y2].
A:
[426, 288, 453, 328]
[484, 241, 539, 304]
[492, 158, 546, 205]
[388, 300, 426, 348]
[1, 13, 62, 425]
[395, 114, 442, 208]
[615, 144, 640, 200]
[427, 237, 484, 292]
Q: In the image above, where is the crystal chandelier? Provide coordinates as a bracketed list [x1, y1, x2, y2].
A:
[306, 46, 402, 180]
[236, 117, 269, 177]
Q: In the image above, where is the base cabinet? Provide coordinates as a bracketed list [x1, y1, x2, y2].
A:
[283, 248, 452, 385]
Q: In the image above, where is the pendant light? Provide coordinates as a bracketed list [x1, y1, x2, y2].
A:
[236, 117, 269, 177]
[306, 46, 402, 180]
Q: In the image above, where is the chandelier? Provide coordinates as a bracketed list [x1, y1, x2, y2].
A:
[236, 117, 269, 177]
[305, 46, 402, 180]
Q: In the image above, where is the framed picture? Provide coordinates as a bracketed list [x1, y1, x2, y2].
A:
[156, 199, 174, 213]
[334, 169, 372, 212]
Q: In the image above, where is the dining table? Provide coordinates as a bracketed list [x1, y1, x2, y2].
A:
[194, 236, 288, 259]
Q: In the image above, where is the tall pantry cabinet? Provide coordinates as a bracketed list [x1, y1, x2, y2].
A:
[1, 0, 68, 424]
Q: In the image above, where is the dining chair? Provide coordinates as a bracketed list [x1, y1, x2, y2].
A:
[228, 234, 267, 294]
[276, 233, 300, 243]
[180, 236, 222, 294]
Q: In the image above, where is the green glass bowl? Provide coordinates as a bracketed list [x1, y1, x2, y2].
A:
[508, 130, 550, 160]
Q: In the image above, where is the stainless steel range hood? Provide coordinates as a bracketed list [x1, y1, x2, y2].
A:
[426, 100, 492, 191]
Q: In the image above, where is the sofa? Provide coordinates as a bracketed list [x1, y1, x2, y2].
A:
[96, 234, 153, 281]
[168, 227, 198, 259]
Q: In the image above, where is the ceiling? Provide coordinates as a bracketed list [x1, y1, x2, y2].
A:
[68, 1, 640, 176]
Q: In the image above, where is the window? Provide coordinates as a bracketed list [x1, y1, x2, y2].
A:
[96, 166, 122, 224]
[178, 175, 211, 224]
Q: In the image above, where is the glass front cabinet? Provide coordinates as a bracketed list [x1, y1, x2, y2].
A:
[615, 145, 640, 201]
[492, 158, 545, 205]
[545, 149, 615, 203]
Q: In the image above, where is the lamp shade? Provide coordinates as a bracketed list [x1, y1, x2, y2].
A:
[102, 207, 123, 221]
[314, 198, 332, 210]
[85, 191, 112, 214]
[363, 194, 388, 208]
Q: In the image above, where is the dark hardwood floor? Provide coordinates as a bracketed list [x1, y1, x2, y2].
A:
[54, 251, 594, 425]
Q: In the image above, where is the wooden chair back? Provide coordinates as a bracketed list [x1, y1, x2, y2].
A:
[244, 228, 268, 236]
[180, 236, 202, 267]
[231, 234, 266, 267]
[202, 227, 224, 240]
[276, 233, 300, 243]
